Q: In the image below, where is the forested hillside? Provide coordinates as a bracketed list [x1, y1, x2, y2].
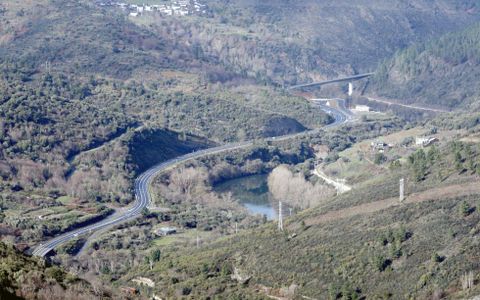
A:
[0, 0, 329, 203]
[369, 23, 480, 111]
[0, 0, 332, 259]
[2, 0, 480, 299]
[0, 242, 111, 299]
[132, 0, 480, 85]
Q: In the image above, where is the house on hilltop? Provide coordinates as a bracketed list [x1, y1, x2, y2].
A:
[416, 136, 439, 147]
[154, 226, 177, 236]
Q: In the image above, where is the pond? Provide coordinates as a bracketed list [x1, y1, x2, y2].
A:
[213, 174, 281, 220]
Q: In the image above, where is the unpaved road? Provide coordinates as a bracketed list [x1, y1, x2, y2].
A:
[312, 168, 352, 194]
[301, 181, 480, 227]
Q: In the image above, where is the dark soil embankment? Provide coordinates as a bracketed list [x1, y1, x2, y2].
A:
[128, 128, 215, 173]
[262, 116, 307, 137]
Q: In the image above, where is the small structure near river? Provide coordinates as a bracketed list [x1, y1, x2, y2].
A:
[154, 226, 177, 236]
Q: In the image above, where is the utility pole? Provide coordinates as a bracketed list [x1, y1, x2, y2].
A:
[348, 82, 353, 97]
[44, 60, 51, 73]
[399, 178, 405, 202]
[278, 201, 283, 231]
[196, 230, 199, 248]
[235, 222, 238, 234]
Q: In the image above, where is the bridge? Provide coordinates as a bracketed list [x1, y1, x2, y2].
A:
[287, 73, 374, 91]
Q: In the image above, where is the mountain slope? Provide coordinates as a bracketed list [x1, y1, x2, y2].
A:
[0, 0, 331, 251]
[368, 23, 480, 111]
[140, 0, 480, 84]
[116, 119, 480, 299]
[0, 242, 110, 299]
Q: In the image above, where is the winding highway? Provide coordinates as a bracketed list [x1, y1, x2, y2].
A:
[32, 99, 351, 257]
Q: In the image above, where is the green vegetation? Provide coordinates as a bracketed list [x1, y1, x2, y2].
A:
[115, 191, 480, 299]
[0, 241, 110, 299]
[0, 0, 333, 232]
[2, 0, 480, 299]
[370, 23, 480, 111]
[0, 188, 113, 247]
[114, 131, 480, 299]
[137, 0, 480, 85]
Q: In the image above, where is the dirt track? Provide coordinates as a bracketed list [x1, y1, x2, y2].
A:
[302, 181, 480, 227]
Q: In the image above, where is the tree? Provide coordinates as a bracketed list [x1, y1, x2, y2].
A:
[409, 149, 428, 182]
[169, 167, 208, 200]
[46, 267, 65, 283]
[141, 207, 150, 218]
[455, 151, 464, 171]
[459, 201, 472, 217]
[464, 144, 476, 172]
[427, 145, 439, 163]
[374, 153, 386, 165]
[150, 249, 161, 262]
[267, 165, 334, 209]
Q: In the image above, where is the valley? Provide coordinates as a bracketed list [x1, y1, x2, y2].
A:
[1, 0, 480, 299]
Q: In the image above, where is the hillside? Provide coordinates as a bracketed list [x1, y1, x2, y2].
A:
[0, 0, 330, 202]
[368, 23, 480, 111]
[0, 0, 333, 260]
[2, 0, 480, 299]
[0, 242, 111, 299]
[112, 115, 480, 299]
[131, 0, 480, 85]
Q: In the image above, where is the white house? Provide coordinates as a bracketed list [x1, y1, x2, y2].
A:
[155, 226, 177, 236]
[352, 105, 370, 112]
[415, 137, 439, 147]
[132, 277, 155, 288]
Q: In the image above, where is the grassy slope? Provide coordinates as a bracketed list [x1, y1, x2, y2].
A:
[119, 121, 480, 299]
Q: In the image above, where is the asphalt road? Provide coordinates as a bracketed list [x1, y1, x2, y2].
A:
[32, 99, 350, 257]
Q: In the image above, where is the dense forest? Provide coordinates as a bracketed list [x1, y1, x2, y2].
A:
[370, 23, 480, 111]
[0, 1, 332, 271]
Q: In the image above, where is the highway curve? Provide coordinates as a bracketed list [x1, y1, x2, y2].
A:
[32, 99, 351, 257]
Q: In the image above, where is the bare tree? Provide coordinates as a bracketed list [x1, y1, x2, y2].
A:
[169, 167, 208, 200]
[268, 165, 334, 209]
[461, 271, 474, 290]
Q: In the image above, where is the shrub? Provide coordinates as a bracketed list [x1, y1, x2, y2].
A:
[431, 252, 442, 263]
[374, 153, 386, 165]
[372, 255, 391, 272]
[459, 201, 472, 217]
[182, 286, 192, 295]
[46, 266, 65, 283]
[417, 273, 431, 289]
